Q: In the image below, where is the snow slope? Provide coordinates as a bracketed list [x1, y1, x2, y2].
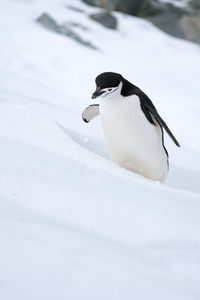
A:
[0, 0, 200, 299]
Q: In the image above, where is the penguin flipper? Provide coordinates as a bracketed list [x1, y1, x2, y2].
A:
[146, 105, 180, 147]
[82, 104, 99, 123]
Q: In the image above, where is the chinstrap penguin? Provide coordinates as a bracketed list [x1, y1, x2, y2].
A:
[82, 72, 180, 181]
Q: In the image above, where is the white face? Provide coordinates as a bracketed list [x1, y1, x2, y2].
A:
[99, 86, 119, 98]
[92, 82, 122, 100]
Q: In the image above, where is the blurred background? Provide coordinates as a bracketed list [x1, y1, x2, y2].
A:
[0, 1, 200, 300]
[82, 0, 200, 44]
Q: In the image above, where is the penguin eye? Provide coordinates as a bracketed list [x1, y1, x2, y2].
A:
[108, 88, 112, 91]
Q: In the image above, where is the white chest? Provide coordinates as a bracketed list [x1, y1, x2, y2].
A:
[100, 95, 158, 152]
[99, 95, 168, 181]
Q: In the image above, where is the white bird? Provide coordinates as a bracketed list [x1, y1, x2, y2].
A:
[82, 72, 180, 181]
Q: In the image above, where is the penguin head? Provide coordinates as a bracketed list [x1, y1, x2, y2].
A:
[92, 72, 123, 99]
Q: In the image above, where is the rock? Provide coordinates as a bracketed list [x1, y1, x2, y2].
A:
[145, 2, 200, 44]
[83, 0, 165, 15]
[83, 0, 142, 14]
[66, 5, 85, 13]
[89, 11, 117, 29]
[36, 12, 60, 33]
[36, 13, 98, 50]
[115, 0, 143, 15]
[68, 22, 89, 31]
[137, 0, 165, 16]
[82, 0, 200, 44]
[190, 0, 200, 9]
[83, 0, 117, 11]
[145, 2, 188, 39]
[181, 9, 200, 43]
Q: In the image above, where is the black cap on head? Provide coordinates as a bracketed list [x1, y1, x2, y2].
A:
[95, 72, 123, 89]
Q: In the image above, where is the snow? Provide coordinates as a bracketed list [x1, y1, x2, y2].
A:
[159, 0, 190, 8]
[0, 0, 200, 299]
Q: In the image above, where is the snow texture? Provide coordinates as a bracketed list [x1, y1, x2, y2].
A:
[0, 0, 200, 299]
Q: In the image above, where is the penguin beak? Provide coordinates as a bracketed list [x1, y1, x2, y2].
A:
[92, 90, 105, 99]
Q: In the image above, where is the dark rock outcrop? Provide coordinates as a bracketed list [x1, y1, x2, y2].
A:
[144, 2, 189, 40]
[83, 0, 165, 15]
[181, 9, 200, 43]
[82, 0, 200, 44]
[36, 13, 98, 50]
[190, 0, 200, 9]
[90, 11, 117, 29]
